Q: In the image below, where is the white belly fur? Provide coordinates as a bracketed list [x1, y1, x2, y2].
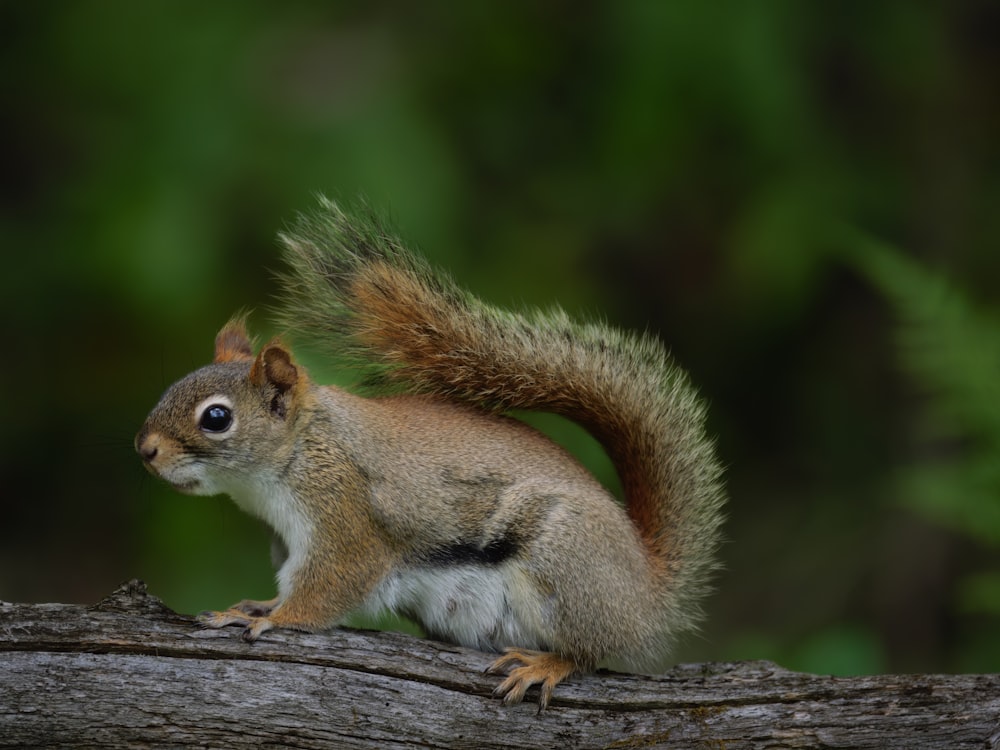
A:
[359, 563, 552, 653]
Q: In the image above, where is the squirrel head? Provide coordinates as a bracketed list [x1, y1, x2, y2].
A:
[135, 317, 308, 496]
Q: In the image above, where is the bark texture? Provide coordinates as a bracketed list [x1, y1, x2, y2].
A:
[1, 581, 998, 749]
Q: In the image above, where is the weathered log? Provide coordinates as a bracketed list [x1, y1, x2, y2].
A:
[1, 581, 998, 749]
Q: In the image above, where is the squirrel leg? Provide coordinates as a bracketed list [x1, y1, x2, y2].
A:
[228, 597, 279, 617]
[487, 649, 579, 710]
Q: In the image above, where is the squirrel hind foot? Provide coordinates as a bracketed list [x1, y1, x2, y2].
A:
[487, 649, 579, 711]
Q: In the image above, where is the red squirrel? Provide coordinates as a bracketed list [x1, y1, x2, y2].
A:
[136, 199, 726, 709]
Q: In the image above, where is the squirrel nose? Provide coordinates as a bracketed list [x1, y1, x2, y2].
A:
[136, 431, 160, 463]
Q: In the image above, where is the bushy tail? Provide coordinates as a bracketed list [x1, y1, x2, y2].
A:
[276, 198, 726, 628]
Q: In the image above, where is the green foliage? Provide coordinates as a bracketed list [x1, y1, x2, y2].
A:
[791, 624, 888, 677]
[843, 232, 1000, 624]
[957, 572, 1000, 617]
[846, 233, 1000, 549]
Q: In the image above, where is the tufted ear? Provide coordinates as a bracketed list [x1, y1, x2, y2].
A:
[214, 317, 254, 363]
[250, 340, 298, 394]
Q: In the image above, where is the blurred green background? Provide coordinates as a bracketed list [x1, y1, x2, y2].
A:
[2, 1, 999, 676]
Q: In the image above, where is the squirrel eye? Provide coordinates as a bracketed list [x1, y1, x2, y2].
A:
[199, 404, 233, 433]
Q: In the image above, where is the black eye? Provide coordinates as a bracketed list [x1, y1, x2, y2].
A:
[199, 404, 233, 433]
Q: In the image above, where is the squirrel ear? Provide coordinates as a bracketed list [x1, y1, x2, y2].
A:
[250, 341, 298, 394]
[215, 318, 254, 363]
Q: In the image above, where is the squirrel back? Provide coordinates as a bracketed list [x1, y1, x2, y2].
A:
[276, 198, 726, 641]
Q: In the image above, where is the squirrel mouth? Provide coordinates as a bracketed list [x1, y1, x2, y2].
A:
[169, 479, 201, 494]
[141, 462, 200, 494]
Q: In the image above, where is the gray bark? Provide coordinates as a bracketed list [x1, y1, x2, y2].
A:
[1, 580, 998, 749]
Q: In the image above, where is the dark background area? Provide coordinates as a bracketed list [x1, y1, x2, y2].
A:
[2, 1, 999, 676]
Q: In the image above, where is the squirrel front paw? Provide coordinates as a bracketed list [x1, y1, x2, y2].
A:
[487, 649, 579, 711]
[197, 609, 275, 642]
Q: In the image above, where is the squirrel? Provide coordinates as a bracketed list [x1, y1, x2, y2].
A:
[135, 198, 726, 709]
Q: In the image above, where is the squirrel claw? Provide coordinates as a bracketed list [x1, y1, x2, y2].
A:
[487, 649, 578, 711]
[242, 616, 275, 642]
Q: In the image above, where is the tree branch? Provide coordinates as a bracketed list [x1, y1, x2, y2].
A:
[1, 581, 998, 749]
